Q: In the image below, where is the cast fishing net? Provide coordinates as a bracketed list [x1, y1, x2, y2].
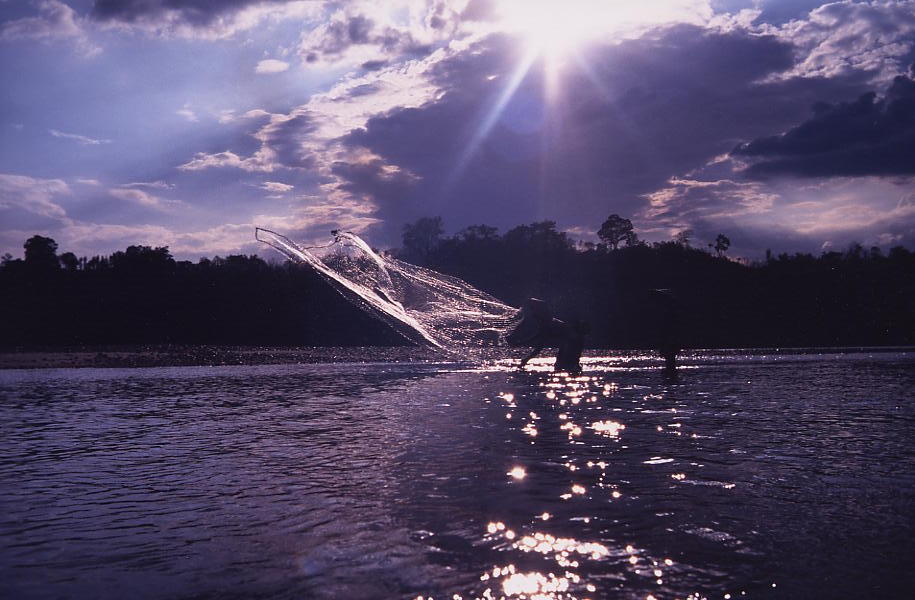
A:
[255, 228, 521, 349]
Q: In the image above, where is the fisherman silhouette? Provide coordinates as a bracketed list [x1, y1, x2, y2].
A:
[555, 319, 590, 373]
[508, 298, 588, 373]
[648, 289, 681, 372]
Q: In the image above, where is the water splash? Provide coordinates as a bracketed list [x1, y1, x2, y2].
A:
[255, 228, 520, 349]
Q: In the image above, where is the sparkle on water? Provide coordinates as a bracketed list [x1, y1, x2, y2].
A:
[1, 349, 913, 599]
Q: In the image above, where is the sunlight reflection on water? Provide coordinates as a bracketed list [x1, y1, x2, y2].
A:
[1, 351, 913, 599]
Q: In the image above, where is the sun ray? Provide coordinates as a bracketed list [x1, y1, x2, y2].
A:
[441, 47, 539, 195]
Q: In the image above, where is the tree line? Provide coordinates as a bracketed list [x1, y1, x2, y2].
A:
[1, 218, 913, 349]
[0, 236, 409, 348]
[397, 216, 913, 349]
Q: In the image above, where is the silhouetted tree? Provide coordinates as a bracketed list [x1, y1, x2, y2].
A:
[504, 221, 573, 252]
[1, 229, 913, 349]
[24, 235, 59, 270]
[674, 229, 693, 247]
[110, 245, 175, 273]
[457, 224, 499, 241]
[402, 216, 444, 263]
[597, 214, 634, 250]
[714, 234, 731, 257]
[59, 252, 79, 271]
[845, 242, 864, 260]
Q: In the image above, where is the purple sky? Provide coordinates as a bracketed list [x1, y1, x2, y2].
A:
[1, 0, 914, 260]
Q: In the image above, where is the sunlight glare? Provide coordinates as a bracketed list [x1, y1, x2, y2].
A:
[497, 0, 606, 58]
[497, 0, 712, 60]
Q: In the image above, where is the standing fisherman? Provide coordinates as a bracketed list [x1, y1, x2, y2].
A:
[649, 289, 681, 371]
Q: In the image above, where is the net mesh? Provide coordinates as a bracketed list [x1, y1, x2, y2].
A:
[255, 228, 520, 349]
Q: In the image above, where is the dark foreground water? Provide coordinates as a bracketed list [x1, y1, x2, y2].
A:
[1, 351, 913, 600]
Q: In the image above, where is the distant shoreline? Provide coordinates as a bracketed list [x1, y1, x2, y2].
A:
[0, 345, 911, 370]
[0, 346, 446, 370]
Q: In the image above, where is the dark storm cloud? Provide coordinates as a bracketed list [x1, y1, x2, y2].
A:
[735, 72, 915, 178]
[331, 159, 418, 201]
[337, 25, 871, 242]
[90, 0, 286, 25]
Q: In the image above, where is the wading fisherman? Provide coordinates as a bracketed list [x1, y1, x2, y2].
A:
[649, 289, 681, 371]
[508, 298, 589, 374]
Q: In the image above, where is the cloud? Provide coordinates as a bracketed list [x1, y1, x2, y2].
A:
[177, 40, 447, 238]
[1, 0, 80, 40]
[180, 107, 323, 172]
[0, 173, 69, 220]
[769, 0, 915, 85]
[180, 150, 262, 172]
[180, 51, 442, 176]
[90, 0, 267, 25]
[1, 198, 261, 260]
[54, 221, 259, 257]
[109, 187, 167, 208]
[49, 128, 112, 145]
[121, 180, 174, 189]
[216, 108, 272, 123]
[0, 0, 99, 55]
[251, 198, 379, 244]
[643, 178, 779, 225]
[242, 108, 272, 119]
[734, 72, 915, 178]
[178, 17, 888, 247]
[260, 181, 293, 192]
[89, 0, 322, 40]
[176, 104, 199, 122]
[168, 4, 914, 254]
[0, 174, 268, 259]
[256, 58, 289, 73]
[329, 25, 872, 242]
[642, 174, 915, 256]
[296, 1, 477, 67]
[169, 223, 259, 255]
[108, 182, 183, 211]
[300, 11, 422, 64]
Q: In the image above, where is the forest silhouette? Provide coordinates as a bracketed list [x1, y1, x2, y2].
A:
[1, 217, 912, 350]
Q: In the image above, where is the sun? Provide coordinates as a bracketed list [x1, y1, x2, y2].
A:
[496, 0, 614, 59]
[495, 0, 709, 59]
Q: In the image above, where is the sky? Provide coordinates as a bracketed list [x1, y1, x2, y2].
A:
[1, 0, 914, 260]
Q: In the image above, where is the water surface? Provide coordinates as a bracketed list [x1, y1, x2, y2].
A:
[1, 351, 913, 599]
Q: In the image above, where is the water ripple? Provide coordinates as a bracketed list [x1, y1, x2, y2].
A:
[1, 353, 913, 599]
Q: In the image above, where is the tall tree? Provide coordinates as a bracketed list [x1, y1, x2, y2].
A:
[23, 235, 59, 270]
[714, 234, 731, 257]
[402, 216, 444, 262]
[597, 214, 634, 250]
